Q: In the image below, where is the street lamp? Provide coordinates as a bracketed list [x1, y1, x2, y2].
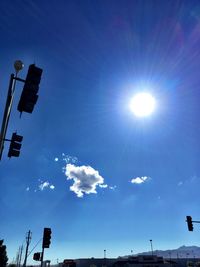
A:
[14, 60, 24, 74]
[104, 249, 106, 267]
[149, 240, 153, 256]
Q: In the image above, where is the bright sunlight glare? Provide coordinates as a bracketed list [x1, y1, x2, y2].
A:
[130, 92, 156, 117]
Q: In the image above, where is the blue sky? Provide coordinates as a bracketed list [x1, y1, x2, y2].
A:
[1, 0, 200, 265]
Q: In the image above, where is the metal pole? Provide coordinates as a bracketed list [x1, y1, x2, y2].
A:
[0, 74, 15, 160]
[104, 249, 106, 266]
[40, 246, 44, 267]
[149, 240, 153, 256]
[23, 230, 31, 267]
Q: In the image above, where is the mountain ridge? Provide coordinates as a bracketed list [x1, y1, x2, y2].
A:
[130, 246, 200, 258]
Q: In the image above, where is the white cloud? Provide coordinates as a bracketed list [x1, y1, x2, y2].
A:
[178, 181, 183, 186]
[99, 184, 108, 188]
[131, 176, 150, 184]
[65, 164, 105, 198]
[26, 187, 30, 191]
[38, 181, 55, 191]
[54, 157, 59, 162]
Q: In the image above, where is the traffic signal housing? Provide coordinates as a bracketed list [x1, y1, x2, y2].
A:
[33, 252, 41, 261]
[186, 216, 193, 231]
[8, 132, 23, 158]
[42, 228, 51, 248]
[17, 64, 43, 114]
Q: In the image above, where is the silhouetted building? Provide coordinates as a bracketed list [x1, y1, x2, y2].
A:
[60, 256, 173, 267]
[113, 255, 172, 267]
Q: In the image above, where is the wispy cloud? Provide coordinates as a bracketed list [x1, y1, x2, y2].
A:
[38, 181, 55, 191]
[62, 154, 79, 173]
[131, 176, 150, 184]
[62, 153, 78, 164]
[109, 185, 117, 190]
[65, 164, 106, 198]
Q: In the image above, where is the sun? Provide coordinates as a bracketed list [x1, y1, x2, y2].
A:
[129, 92, 156, 117]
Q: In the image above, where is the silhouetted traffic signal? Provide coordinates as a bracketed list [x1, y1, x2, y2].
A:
[33, 252, 41, 261]
[8, 132, 23, 158]
[42, 228, 51, 248]
[17, 64, 43, 113]
[186, 216, 193, 231]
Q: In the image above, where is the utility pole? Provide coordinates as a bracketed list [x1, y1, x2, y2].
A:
[19, 245, 23, 267]
[16, 245, 23, 267]
[23, 230, 32, 267]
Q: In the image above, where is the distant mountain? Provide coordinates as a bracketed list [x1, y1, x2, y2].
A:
[133, 245, 200, 258]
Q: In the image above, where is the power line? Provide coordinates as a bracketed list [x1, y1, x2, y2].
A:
[27, 238, 42, 257]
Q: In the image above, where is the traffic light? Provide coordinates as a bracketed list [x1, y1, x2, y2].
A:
[33, 252, 41, 261]
[8, 132, 23, 158]
[42, 228, 51, 248]
[186, 216, 193, 231]
[17, 64, 43, 113]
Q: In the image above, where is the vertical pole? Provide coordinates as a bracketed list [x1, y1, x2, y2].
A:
[150, 240, 153, 256]
[23, 230, 31, 267]
[104, 249, 106, 266]
[40, 246, 44, 267]
[19, 245, 23, 267]
[0, 74, 15, 160]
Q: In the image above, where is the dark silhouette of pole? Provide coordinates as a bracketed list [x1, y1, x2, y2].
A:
[0, 60, 24, 160]
[104, 249, 106, 266]
[0, 74, 15, 160]
[16, 245, 23, 267]
[40, 246, 44, 267]
[19, 245, 23, 267]
[149, 240, 153, 256]
[23, 230, 31, 267]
